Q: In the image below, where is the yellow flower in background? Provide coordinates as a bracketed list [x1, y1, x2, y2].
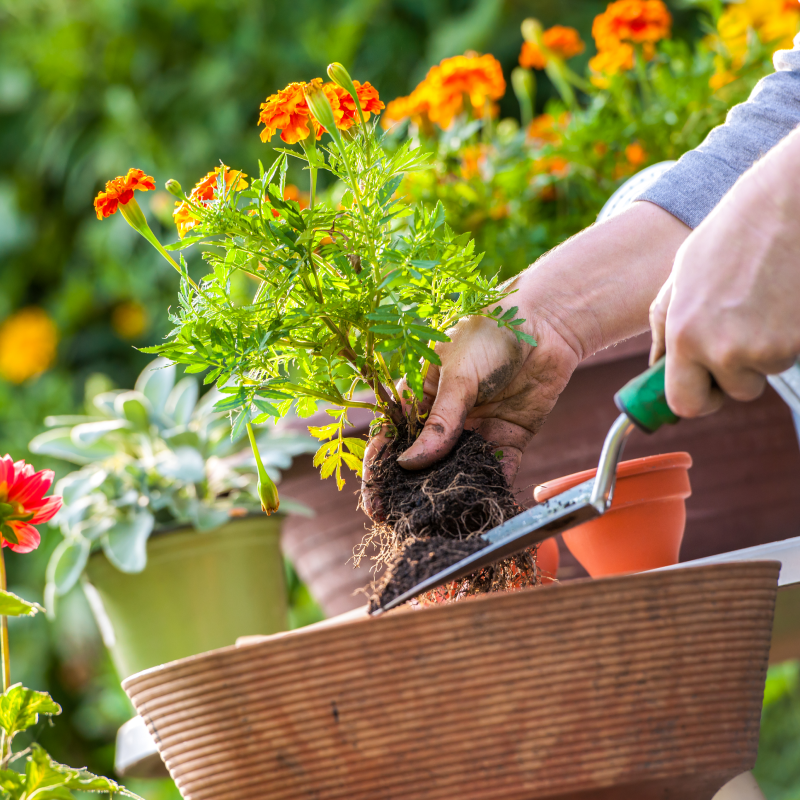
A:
[0, 308, 58, 384]
[112, 301, 148, 340]
[589, 42, 635, 86]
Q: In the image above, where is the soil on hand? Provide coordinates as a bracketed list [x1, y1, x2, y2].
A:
[361, 424, 540, 611]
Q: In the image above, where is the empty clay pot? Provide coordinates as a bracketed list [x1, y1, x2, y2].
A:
[534, 452, 692, 577]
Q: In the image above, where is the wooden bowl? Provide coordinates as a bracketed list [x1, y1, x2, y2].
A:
[123, 562, 779, 800]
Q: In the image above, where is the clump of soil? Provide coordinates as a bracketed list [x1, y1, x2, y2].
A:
[359, 424, 540, 612]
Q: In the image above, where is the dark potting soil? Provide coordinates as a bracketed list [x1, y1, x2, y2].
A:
[362, 425, 540, 612]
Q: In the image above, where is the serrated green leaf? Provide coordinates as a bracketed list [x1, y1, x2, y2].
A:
[308, 423, 339, 441]
[0, 685, 61, 740]
[341, 438, 366, 458]
[0, 590, 43, 617]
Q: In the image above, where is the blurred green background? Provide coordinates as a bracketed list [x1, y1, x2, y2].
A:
[0, 0, 797, 797]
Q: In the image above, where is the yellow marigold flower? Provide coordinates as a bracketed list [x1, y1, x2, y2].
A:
[519, 26, 586, 69]
[0, 308, 58, 384]
[94, 168, 155, 220]
[173, 165, 248, 239]
[112, 301, 148, 340]
[589, 43, 636, 86]
[592, 0, 672, 51]
[625, 141, 648, 166]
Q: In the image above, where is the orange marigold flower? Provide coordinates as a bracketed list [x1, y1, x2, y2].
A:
[258, 81, 319, 144]
[592, 0, 672, 51]
[94, 168, 155, 220]
[625, 141, 648, 166]
[381, 86, 432, 129]
[427, 53, 506, 129]
[329, 80, 385, 130]
[520, 26, 586, 69]
[589, 43, 635, 86]
[533, 155, 570, 177]
[460, 144, 487, 179]
[173, 165, 248, 239]
[0, 455, 62, 553]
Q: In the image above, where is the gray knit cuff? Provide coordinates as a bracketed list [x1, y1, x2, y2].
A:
[636, 151, 744, 229]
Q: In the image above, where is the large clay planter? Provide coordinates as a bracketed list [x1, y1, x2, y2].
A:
[278, 336, 800, 615]
[534, 452, 692, 577]
[85, 515, 288, 680]
[124, 561, 778, 800]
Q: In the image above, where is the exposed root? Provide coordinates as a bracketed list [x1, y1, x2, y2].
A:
[360, 424, 541, 611]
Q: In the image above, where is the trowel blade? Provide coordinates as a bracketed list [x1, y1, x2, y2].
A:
[373, 477, 600, 614]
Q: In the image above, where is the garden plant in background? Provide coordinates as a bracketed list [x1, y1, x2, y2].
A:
[28, 358, 312, 608]
[0, 456, 139, 798]
[96, 64, 542, 608]
[384, 0, 796, 281]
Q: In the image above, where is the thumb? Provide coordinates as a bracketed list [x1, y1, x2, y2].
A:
[649, 275, 673, 365]
[397, 372, 476, 471]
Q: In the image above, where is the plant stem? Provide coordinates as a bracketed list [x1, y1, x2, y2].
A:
[0, 549, 9, 694]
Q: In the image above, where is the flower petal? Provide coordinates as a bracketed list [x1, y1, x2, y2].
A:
[9, 469, 54, 506]
[5, 522, 41, 553]
[29, 495, 62, 524]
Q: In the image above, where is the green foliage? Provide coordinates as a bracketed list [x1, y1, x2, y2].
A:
[30, 359, 314, 599]
[0, 685, 61, 744]
[0, 592, 43, 619]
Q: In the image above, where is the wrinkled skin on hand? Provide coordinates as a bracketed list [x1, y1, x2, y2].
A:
[362, 201, 691, 520]
[650, 127, 800, 418]
[361, 316, 580, 519]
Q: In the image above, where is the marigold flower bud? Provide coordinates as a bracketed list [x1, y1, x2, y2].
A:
[327, 63, 358, 102]
[521, 17, 543, 44]
[165, 179, 183, 198]
[304, 80, 340, 142]
[247, 422, 280, 515]
[119, 197, 150, 238]
[511, 67, 535, 104]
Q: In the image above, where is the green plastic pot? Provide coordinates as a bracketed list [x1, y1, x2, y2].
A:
[84, 515, 288, 679]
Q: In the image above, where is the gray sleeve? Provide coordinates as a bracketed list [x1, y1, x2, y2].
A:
[637, 34, 800, 228]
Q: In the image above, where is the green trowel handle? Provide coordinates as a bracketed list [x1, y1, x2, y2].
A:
[614, 356, 679, 433]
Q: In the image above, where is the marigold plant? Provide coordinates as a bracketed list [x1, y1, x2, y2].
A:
[102, 65, 532, 494]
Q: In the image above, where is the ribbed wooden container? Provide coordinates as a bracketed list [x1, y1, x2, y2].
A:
[123, 562, 779, 800]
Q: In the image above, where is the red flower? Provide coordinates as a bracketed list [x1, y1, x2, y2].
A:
[0, 455, 62, 553]
[94, 168, 156, 220]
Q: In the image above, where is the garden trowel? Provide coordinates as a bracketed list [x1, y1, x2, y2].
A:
[373, 357, 800, 614]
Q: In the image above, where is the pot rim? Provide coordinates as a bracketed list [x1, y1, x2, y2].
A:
[534, 451, 692, 503]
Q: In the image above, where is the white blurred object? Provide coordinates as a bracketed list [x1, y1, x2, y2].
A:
[115, 715, 169, 779]
[712, 772, 767, 800]
[596, 160, 676, 223]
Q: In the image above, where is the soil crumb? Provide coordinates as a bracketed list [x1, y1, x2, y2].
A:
[360, 424, 540, 612]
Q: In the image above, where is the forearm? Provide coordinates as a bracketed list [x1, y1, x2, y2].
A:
[639, 34, 800, 228]
[510, 201, 691, 360]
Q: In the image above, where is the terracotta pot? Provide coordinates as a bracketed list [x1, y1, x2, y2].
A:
[123, 562, 779, 800]
[534, 452, 692, 578]
[536, 536, 559, 581]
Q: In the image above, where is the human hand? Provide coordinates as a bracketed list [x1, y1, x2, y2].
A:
[361, 201, 691, 520]
[649, 128, 800, 418]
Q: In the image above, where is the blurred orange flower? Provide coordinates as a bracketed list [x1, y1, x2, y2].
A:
[173, 165, 248, 239]
[94, 168, 155, 220]
[588, 43, 635, 86]
[112, 301, 148, 340]
[519, 26, 585, 69]
[526, 112, 570, 144]
[625, 141, 648, 166]
[533, 155, 570, 177]
[592, 0, 672, 50]
[460, 144, 487, 179]
[383, 53, 505, 130]
[272, 184, 310, 217]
